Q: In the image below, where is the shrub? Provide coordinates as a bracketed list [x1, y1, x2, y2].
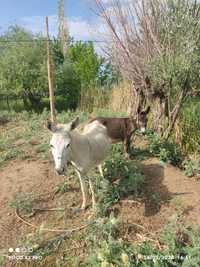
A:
[96, 144, 144, 217]
[86, 213, 200, 267]
[147, 133, 182, 166]
[182, 158, 200, 177]
[86, 214, 135, 267]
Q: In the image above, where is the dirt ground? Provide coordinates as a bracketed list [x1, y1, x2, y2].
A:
[0, 142, 200, 265]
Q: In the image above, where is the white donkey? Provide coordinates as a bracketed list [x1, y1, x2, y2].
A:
[47, 117, 111, 211]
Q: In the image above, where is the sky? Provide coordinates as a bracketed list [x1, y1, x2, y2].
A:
[0, 0, 106, 41]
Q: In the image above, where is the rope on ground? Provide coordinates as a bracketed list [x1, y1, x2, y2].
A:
[15, 208, 94, 233]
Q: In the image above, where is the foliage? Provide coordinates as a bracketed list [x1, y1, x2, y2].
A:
[0, 26, 48, 110]
[0, 27, 116, 112]
[85, 214, 135, 267]
[150, 0, 200, 94]
[54, 57, 81, 110]
[96, 144, 144, 217]
[69, 41, 102, 89]
[104, 146, 144, 196]
[179, 99, 200, 153]
[182, 158, 200, 178]
[147, 132, 182, 165]
[86, 214, 200, 267]
[55, 180, 70, 194]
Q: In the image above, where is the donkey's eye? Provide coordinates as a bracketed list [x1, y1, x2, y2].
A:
[65, 143, 70, 148]
[50, 144, 54, 148]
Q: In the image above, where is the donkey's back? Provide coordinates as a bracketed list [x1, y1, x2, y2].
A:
[89, 117, 133, 142]
[81, 120, 112, 168]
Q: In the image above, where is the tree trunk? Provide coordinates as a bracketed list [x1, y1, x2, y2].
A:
[129, 85, 146, 119]
[151, 96, 166, 134]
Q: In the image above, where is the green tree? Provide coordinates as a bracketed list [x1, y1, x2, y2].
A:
[54, 59, 81, 110]
[0, 26, 117, 112]
[52, 40, 117, 110]
[69, 41, 103, 88]
[0, 26, 47, 110]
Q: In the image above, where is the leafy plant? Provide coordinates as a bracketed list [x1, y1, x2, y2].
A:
[178, 98, 200, 154]
[86, 214, 134, 267]
[86, 209, 200, 267]
[147, 132, 182, 165]
[182, 158, 200, 177]
[55, 180, 69, 194]
[96, 145, 144, 216]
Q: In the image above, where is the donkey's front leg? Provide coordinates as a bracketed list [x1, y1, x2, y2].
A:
[88, 178, 96, 210]
[76, 170, 87, 210]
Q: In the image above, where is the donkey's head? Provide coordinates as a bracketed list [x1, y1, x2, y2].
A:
[47, 117, 79, 175]
[137, 106, 150, 134]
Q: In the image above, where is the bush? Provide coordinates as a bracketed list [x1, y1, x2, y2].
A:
[96, 144, 144, 217]
[86, 213, 200, 267]
[86, 214, 135, 267]
[147, 133, 182, 166]
[182, 158, 200, 177]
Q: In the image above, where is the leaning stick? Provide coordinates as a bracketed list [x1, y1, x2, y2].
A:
[46, 16, 56, 123]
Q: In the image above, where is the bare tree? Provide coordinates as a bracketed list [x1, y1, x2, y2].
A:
[95, 0, 200, 137]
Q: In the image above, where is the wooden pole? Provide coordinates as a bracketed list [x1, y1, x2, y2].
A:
[46, 16, 56, 123]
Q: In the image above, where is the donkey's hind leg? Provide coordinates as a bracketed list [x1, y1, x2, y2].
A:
[76, 170, 87, 210]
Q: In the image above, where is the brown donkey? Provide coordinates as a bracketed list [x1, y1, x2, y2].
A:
[89, 106, 150, 155]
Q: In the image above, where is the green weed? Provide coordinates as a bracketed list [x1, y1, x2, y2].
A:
[147, 132, 182, 166]
[96, 144, 144, 217]
[182, 158, 200, 177]
[10, 192, 39, 216]
[180, 99, 200, 154]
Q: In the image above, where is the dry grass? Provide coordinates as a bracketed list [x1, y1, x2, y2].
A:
[80, 80, 134, 114]
[109, 81, 133, 114]
[80, 86, 111, 112]
[80, 81, 134, 115]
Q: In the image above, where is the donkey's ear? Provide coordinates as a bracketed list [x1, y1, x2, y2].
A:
[47, 120, 57, 132]
[145, 106, 150, 114]
[70, 117, 80, 131]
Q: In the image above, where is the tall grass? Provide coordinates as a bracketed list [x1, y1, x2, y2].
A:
[109, 80, 132, 113]
[177, 99, 200, 154]
[79, 81, 133, 114]
[80, 86, 111, 112]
